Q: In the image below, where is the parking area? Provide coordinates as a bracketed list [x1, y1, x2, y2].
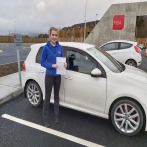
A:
[0, 43, 147, 67]
[138, 49, 147, 71]
[0, 43, 32, 64]
[0, 94, 147, 147]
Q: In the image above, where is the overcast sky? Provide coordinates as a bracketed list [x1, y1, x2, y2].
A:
[0, 0, 145, 35]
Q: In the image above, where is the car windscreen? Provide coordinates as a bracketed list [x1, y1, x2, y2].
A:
[87, 47, 125, 73]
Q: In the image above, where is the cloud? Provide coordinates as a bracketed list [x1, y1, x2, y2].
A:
[0, 0, 145, 35]
[36, 1, 46, 11]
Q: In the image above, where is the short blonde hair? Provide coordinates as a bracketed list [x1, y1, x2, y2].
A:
[49, 27, 58, 35]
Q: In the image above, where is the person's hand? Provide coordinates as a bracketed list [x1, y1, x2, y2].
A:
[52, 64, 58, 69]
[64, 63, 67, 68]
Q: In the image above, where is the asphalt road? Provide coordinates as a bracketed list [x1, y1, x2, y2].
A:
[138, 49, 147, 72]
[0, 46, 147, 147]
[0, 43, 32, 64]
[0, 43, 147, 69]
[0, 94, 147, 147]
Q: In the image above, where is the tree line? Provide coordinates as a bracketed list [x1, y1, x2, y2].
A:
[23, 33, 49, 38]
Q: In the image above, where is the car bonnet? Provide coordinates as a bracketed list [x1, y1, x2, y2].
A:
[121, 65, 147, 85]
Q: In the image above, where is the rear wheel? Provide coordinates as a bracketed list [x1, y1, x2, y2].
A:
[111, 99, 144, 136]
[26, 81, 43, 107]
[125, 59, 136, 67]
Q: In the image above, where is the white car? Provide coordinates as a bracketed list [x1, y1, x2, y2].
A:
[22, 42, 147, 136]
[99, 40, 142, 67]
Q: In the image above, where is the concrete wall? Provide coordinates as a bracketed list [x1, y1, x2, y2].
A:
[84, 1, 147, 47]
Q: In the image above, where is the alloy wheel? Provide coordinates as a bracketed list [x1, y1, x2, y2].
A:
[114, 104, 140, 134]
[27, 84, 40, 105]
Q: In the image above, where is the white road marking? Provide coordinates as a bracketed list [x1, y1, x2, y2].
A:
[2, 114, 105, 147]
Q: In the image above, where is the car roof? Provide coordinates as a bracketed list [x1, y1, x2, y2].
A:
[107, 40, 137, 45]
[31, 42, 95, 50]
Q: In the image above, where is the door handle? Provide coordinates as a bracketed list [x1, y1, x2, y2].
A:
[112, 53, 117, 54]
[38, 70, 44, 73]
[65, 76, 72, 80]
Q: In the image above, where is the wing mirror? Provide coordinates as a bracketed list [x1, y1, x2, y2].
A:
[91, 68, 102, 77]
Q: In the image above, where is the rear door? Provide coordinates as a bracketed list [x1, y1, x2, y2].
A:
[118, 42, 133, 64]
[35, 46, 65, 102]
[100, 42, 119, 60]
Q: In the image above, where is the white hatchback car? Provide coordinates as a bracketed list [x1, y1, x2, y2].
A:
[99, 40, 142, 67]
[22, 42, 147, 136]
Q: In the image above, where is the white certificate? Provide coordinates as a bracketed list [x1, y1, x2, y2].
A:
[56, 57, 66, 75]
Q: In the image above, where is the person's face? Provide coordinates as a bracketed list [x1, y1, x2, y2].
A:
[50, 30, 58, 44]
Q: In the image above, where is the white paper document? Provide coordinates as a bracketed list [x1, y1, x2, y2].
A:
[56, 57, 66, 75]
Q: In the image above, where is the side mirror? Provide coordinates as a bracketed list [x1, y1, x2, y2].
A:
[91, 68, 102, 77]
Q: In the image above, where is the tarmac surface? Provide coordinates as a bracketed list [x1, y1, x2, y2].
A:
[0, 43, 32, 64]
[0, 94, 147, 147]
[138, 49, 147, 71]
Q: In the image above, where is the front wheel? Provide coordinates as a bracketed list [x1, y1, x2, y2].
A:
[25, 81, 43, 107]
[111, 99, 144, 136]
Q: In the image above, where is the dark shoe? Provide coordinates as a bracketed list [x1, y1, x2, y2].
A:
[43, 119, 50, 127]
[54, 115, 59, 124]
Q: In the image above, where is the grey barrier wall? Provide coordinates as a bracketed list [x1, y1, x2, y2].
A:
[84, 1, 147, 47]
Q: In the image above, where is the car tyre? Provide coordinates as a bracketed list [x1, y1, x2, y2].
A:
[26, 81, 43, 107]
[111, 99, 144, 136]
[125, 59, 137, 67]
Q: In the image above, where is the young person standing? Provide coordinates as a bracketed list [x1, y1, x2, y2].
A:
[41, 27, 67, 127]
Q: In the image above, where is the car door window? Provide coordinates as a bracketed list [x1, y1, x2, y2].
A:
[101, 43, 119, 51]
[120, 43, 132, 49]
[36, 46, 44, 63]
[66, 50, 96, 74]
